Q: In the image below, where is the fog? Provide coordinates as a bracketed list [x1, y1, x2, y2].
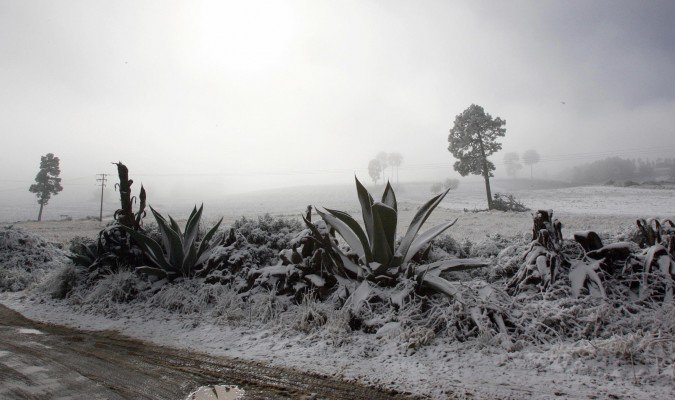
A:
[2, 0, 674, 218]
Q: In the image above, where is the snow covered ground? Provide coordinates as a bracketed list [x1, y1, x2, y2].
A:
[2, 291, 672, 400]
[3, 180, 674, 223]
[1, 183, 673, 399]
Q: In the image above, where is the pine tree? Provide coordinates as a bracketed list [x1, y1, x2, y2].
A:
[447, 104, 505, 209]
[29, 153, 63, 221]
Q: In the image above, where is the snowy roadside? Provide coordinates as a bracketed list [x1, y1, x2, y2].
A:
[1, 291, 671, 400]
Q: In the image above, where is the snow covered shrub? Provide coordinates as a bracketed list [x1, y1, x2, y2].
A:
[84, 271, 148, 305]
[491, 193, 530, 212]
[286, 292, 329, 332]
[0, 268, 34, 292]
[40, 263, 83, 299]
[470, 237, 501, 258]
[148, 280, 226, 314]
[232, 213, 302, 250]
[432, 234, 467, 258]
[0, 225, 69, 291]
[247, 288, 287, 324]
[196, 215, 304, 292]
[212, 285, 247, 322]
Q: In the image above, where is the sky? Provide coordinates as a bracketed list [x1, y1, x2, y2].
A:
[1, 0, 674, 201]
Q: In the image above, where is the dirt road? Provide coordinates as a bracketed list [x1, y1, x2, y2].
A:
[0, 305, 419, 400]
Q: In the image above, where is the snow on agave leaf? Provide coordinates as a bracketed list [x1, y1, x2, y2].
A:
[569, 259, 606, 298]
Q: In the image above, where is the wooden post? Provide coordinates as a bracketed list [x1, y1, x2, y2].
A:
[96, 173, 108, 222]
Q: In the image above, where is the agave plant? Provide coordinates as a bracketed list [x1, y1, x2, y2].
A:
[123, 204, 222, 280]
[315, 177, 485, 285]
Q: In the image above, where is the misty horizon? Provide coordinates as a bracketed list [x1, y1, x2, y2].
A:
[2, 0, 675, 219]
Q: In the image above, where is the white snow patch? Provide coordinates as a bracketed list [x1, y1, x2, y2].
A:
[17, 328, 44, 335]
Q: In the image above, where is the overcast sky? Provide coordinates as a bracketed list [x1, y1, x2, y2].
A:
[1, 0, 674, 197]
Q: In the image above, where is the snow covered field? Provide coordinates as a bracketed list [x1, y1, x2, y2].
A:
[3, 181, 674, 223]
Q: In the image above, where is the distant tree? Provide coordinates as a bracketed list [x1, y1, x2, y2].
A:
[570, 157, 636, 183]
[368, 159, 382, 185]
[376, 152, 389, 181]
[522, 149, 541, 180]
[388, 152, 403, 184]
[636, 158, 655, 180]
[443, 178, 459, 190]
[503, 152, 522, 178]
[447, 104, 505, 209]
[29, 153, 63, 221]
[430, 182, 443, 194]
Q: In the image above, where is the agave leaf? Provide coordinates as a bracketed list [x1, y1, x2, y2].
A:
[370, 202, 396, 265]
[323, 207, 372, 263]
[182, 244, 198, 276]
[381, 181, 397, 212]
[397, 188, 450, 264]
[317, 208, 370, 263]
[149, 206, 173, 255]
[183, 204, 203, 255]
[168, 216, 183, 237]
[195, 217, 223, 266]
[122, 227, 175, 272]
[355, 176, 376, 244]
[332, 245, 363, 277]
[419, 273, 463, 301]
[416, 258, 488, 276]
[346, 280, 373, 312]
[156, 214, 184, 268]
[403, 219, 458, 265]
[570, 259, 606, 298]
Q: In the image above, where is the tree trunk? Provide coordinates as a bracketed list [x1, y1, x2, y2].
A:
[37, 202, 44, 222]
[477, 135, 493, 209]
[483, 173, 492, 209]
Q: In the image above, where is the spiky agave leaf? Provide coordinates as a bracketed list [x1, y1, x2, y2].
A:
[393, 188, 451, 268]
[195, 217, 223, 266]
[122, 227, 176, 273]
[370, 202, 396, 265]
[402, 218, 458, 265]
[381, 181, 397, 211]
[316, 207, 371, 264]
[355, 176, 376, 245]
[183, 204, 203, 255]
[149, 206, 184, 270]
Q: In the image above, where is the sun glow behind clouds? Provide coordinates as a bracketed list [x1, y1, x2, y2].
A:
[186, 0, 297, 74]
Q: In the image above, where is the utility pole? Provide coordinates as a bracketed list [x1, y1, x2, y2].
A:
[96, 173, 108, 222]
